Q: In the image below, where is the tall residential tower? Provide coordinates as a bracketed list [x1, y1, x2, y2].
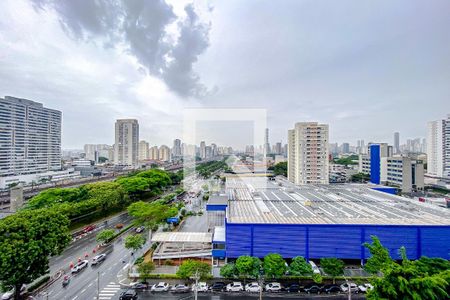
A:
[114, 119, 139, 166]
[0, 96, 62, 177]
[427, 114, 450, 179]
[288, 122, 329, 185]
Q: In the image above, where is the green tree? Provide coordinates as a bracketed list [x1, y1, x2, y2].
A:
[220, 263, 237, 279]
[312, 273, 323, 284]
[96, 229, 115, 243]
[363, 235, 393, 274]
[263, 253, 287, 279]
[365, 237, 450, 300]
[272, 162, 287, 176]
[320, 258, 344, 284]
[128, 201, 178, 227]
[235, 256, 262, 279]
[176, 260, 211, 280]
[124, 234, 146, 252]
[137, 261, 155, 279]
[0, 209, 70, 300]
[116, 177, 150, 196]
[289, 256, 312, 276]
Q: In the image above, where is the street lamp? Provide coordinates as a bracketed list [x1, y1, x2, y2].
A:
[191, 270, 200, 300]
[258, 266, 264, 300]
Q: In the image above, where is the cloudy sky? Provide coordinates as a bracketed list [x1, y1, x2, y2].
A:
[1, 0, 449, 149]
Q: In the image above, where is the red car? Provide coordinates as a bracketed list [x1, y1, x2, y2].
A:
[83, 225, 96, 233]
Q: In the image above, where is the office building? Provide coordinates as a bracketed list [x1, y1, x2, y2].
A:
[341, 143, 350, 154]
[287, 122, 329, 185]
[427, 115, 450, 179]
[394, 132, 400, 154]
[114, 119, 139, 166]
[139, 140, 150, 161]
[0, 96, 62, 178]
[159, 145, 171, 162]
[359, 143, 393, 182]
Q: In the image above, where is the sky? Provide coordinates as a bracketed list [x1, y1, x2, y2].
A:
[0, 0, 449, 149]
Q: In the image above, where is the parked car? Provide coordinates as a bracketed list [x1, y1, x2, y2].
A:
[286, 283, 301, 293]
[191, 282, 209, 292]
[245, 282, 261, 293]
[323, 284, 341, 293]
[210, 282, 226, 292]
[130, 282, 149, 290]
[358, 283, 374, 293]
[151, 282, 170, 292]
[71, 260, 89, 273]
[265, 282, 283, 292]
[115, 223, 124, 229]
[171, 284, 190, 293]
[135, 226, 145, 233]
[226, 282, 244, 292]
[119, 289, 138, 300]
[340, 282, 359, 293]
[304, 284, 322, 294]
[91, 253, 106, 265]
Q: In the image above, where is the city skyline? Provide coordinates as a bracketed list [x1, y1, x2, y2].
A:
[1, 0, 449, 148]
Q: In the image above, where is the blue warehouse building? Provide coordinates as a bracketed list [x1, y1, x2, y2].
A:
[210, 177, 450, 262]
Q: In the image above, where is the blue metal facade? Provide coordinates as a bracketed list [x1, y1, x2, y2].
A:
[225, 222, 450, 260]
[370, 144, 381, 184]
[371, 187, 397, 195]
[206, 204, 227, 211]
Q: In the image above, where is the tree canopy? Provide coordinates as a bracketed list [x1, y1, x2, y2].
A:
[235, 256, 262, 279]
[124, 234, 145, 252]
[0, 209, 70, 299]
[271, 162, 287, 177]
[363, 235, 393, 274]
[365, 238, 450, 300]
[320, 258, 344, 283]
[289, 256, 312, 276]
[176, 260, 211, 280]
[96, 229, 115, 243]
[263, 253, 287, 278]
[220, 263, 237, 279]
[127, 201, 178, 227]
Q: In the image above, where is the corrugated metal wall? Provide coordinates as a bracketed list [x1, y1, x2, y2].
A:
[226, 223, 450, 260]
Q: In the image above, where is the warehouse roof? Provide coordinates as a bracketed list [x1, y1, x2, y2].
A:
[208, 194, 228, 205]
[151, 232, 212, 243]
[225, 177, 450, 225]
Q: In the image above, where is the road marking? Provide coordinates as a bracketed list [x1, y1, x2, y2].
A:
[81, 288, 86, 294]
[122, 263, 129, 270]
[87, 282, 93, 288]
[101, 271, 106, 276]
[71, 296, 78, 300]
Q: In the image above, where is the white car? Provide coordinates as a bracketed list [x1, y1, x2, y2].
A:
[71, 260, 89, 273]
[91, 253, 106, 265]
[2, 285, 26, 299]
[245, 282, 261, 292]
[340, 282, 359, 293]
[358, 283, 374, 293]
[226, 282, 244, 292]
[151, 282, 170, 292]
[191, 282, 209, 292]
[265, 282, 282, 292]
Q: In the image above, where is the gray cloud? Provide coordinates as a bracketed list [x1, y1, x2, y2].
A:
[31, 0, 210, 98]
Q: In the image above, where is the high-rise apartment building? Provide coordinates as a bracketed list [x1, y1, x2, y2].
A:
[139, 140, 150, 161]
[287, 122, 329, 185]
[84, 144, 112, 162]
[394, 132, 400, 154]
[264, 128, 271, 155]
[0, 96, 62, 177]
[427, 114, 450, 178]
[114, 119, 139, 166]
[149, 146, 159, 160]
[200, 141, 206, 159]
[172, 139, 182, 158]
[159, 145, 171, 162]
[341, 142, 350, 154]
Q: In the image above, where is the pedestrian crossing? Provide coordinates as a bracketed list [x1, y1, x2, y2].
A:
[94, 282, 121, 300]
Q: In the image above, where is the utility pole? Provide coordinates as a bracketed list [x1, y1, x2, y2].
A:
[258, 266, 264, 300]
[192, 270, 200, 300]
[97, 271, 100, 300]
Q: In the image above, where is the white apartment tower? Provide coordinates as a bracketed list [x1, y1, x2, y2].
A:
[114, 119, 139, 166]
[0, 96, 62, 177]
[149, 146, 159, 160]
[159, 145, 171, 162]
[288, 122, 329, 185]
[427, 114, 450, 179]
[139, 140, 150, 161]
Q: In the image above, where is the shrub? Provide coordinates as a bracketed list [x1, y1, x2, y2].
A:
[164, 259, 175, 266]
[27, 275, 50, 293]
